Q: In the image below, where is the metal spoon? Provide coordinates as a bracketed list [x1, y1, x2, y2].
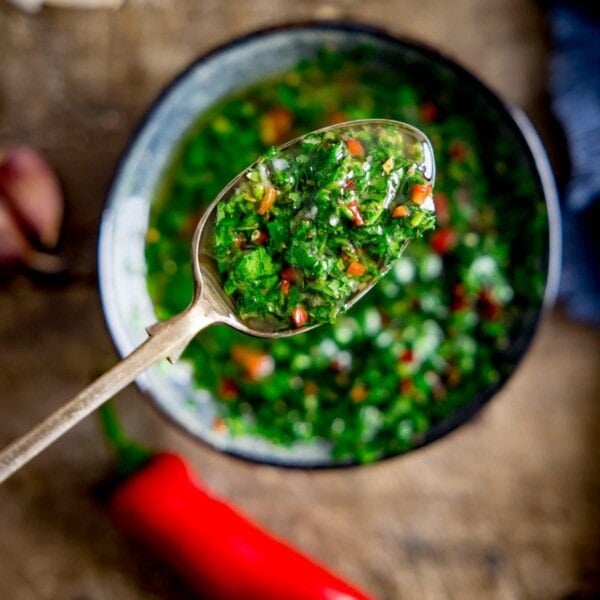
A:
[0, 119, 435, 483]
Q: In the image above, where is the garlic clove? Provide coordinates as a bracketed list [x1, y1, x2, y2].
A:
[0, 196, 64, 273]
[0, 147, 64, 249]
[0, 196, 29, 264]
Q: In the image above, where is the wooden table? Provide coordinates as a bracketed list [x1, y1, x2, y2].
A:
[1, 1, 599, 598]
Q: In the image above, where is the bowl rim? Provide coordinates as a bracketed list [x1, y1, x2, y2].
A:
[98, 20, 562, 469]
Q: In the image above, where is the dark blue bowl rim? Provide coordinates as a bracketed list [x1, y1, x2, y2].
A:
[99, 20, 562, 469]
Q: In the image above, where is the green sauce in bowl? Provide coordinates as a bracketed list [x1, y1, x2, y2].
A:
[145, 46, 548, 464]
[212, 120, 435, 330]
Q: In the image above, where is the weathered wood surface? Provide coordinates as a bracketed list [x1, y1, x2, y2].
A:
[1, 0, 599, 598]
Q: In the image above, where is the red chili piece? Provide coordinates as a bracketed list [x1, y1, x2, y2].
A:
[251, 230, 268, 245]
[218, 378, 239, 401]
[346, 261, 366, 276]
[432, 193, 450, 226]
[429, 228, 457, 255]
[420, 102, 438, 123]
[260, 106, 293, 145]
[347, 199, 365, 227]
[280, 278, 291, 296]
[410, 183, 432, 206]
[345, 138, 365, 157]
[449, 141, 467, 161]
[291, 305, 309, 328]
[450, 283, 469, 312]
[399, 349, 414, 363]
[476, 289, 502, 320]
[281, 265, 299, 283]
[109, 453, 373, 600]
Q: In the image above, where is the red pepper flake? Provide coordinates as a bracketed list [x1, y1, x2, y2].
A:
[347, 199, 365, 226]
[345, 138, 365, 157]
[231, 345, 274, 381]
[399, 349, 414, 363]
[391, 204, 410, 218]
[410, 183, 432, 206]
[344, 178, 355, 191]
[291, 305, 309, 328]
[433, 193, 450, 225]
[399, 379, 415, 395]
[327, 110, 348, 125]
[429, 228, 457, 255]
[212, 417, 228, 433]
[280, 267, 298, 296]
[304, 381, 319, 395]
[346, 261, 366, 276]
[257, 186, 278, 215]
[420, 101, 438, 123]
[349, 385, 368, 403]
[449, 141, 468, 161]
[259, 106, 293, 145]
[251, 230, 268, 245]
[451, 283, 469, 312]
[281, 265, 299, 283]
[476, 289, 502, 320]
[218, 378, 239, 401]
[280, 278, 291, 296]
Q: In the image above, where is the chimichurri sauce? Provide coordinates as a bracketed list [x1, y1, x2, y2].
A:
[212, 122, 435, 330]
[146, 47, 547, 463]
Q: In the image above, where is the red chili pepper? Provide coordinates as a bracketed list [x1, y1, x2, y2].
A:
[109, 453, 373, 600]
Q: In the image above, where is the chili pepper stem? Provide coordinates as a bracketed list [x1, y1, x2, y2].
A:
[98, 402, 152, 477]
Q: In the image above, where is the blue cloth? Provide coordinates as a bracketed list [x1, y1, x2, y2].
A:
[549, 1, 600, 325]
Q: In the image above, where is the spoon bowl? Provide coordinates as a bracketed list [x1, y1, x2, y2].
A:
[191, 118, 435, 337]
[0, 119, 434, 483]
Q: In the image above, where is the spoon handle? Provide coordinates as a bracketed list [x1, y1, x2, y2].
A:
[0, 305, 212, 484]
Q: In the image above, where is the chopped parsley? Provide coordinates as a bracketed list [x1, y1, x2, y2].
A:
[146, 46, 548, 463]
[212, 122, 435, 329]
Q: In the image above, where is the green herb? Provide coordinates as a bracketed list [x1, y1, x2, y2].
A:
[212, 123, 435, 329]
[146, 46, 548, 463]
